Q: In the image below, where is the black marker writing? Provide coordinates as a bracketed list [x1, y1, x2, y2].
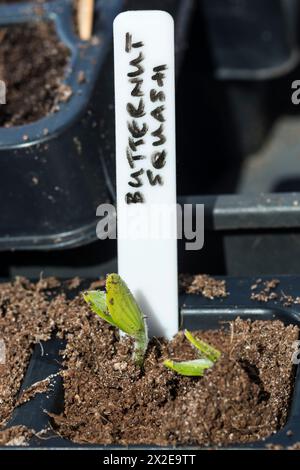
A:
[125, 33, 144, 53]
[125, 35, 168, 201]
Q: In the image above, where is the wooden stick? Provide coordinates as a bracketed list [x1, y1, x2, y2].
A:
[77, 0, 94, 41]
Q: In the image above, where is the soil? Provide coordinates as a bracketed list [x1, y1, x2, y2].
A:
[251, 279, 280, 302]
[48, 292, 298, 446]
[0, 277, 53, 426]
[251, 278, 300, 307]
[0, 277, 299, 447]
[0, 426, 33, 446]
[0, 21, 71, 127]
[267, 442, 300, 450]
[16, 376, 52, 407]
[179, 274, 228, 299]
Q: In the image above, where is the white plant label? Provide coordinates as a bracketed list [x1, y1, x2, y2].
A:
[114, 10, 178, 338]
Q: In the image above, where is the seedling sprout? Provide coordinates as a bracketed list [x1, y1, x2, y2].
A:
[83, 273, 148, 366]
[84, 274, 220, 374]
[163, 330, 220, 376]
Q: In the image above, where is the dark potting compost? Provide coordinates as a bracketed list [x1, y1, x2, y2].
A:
[54, 315, 297, 446]
[0, 277, 299, 447]
[0, 278, 55, 426]
[0, 21, 71, 127]
[0, 426, 33, 447]
[180, 274, 229, 299]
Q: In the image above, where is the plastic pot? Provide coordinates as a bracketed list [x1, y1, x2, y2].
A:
[0, 0, 194, 252]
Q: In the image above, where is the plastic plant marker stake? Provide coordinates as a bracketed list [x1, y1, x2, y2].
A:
[113, 11, 178, 339]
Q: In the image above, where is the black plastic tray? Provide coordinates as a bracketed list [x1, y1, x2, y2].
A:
[3, 192, 300, 279]
[0, 0, 122, 251]
[1, 275, 300, 449]
[0, 0, 194, 252]
[202, 0, 300, 80]
[179, 193, 300, 277]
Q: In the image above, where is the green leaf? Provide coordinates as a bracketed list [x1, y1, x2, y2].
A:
[106, 273, 147, 339]
[83, 274, 148, 367]
[83, 290, 118, 328]
[164, 358, 214, 376]
[185, 330, 221, 363]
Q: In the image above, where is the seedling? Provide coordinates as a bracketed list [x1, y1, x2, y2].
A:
[84, 274, 220, 375]
[83, 273, 148, 366]
[184, 330, 221, 363]
[163, 330, 221, 376]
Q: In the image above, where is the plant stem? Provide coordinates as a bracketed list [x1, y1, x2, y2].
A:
[134, 333, 148, 367]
